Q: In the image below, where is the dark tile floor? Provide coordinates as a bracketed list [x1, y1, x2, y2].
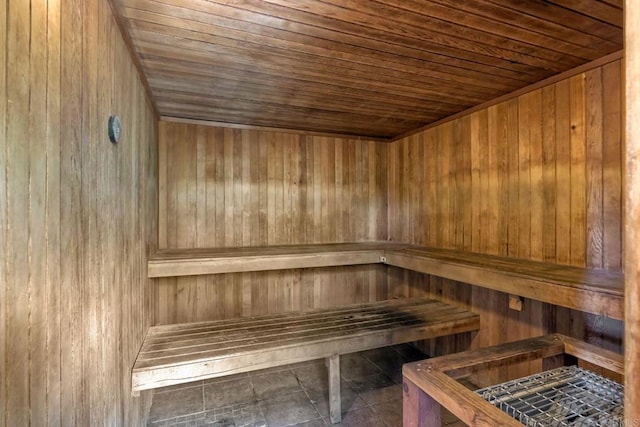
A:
[147, 344, 467, 427]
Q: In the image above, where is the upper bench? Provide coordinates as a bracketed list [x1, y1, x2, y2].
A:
[148, 242, 409, 277]
[148, 242, 624, 320]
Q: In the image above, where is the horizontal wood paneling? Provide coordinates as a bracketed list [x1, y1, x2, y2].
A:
[157, 121, 388, 324]
[112, 0, 622, 138]
[1, 0, 158, 425]
[388, 59, 624, 382]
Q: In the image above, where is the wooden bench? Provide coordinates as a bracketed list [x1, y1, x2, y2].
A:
[147, 242, 408, 278]
[147, 242, 624, 320]
[132, 297, 480, 424]
[383, 246, 624, 320]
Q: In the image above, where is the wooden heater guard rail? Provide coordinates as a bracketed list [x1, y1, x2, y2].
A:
[402, 334, 625, 427]
[132, 297, 480, 424]
[148, 242, 624, 320]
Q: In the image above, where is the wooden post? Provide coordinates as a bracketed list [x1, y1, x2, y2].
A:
[403, 377, 441, 427]
[327, 353, 341, 424]
[626, 0, 640, 423]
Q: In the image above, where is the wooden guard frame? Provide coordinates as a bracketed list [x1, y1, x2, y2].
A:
[402, 334, 624, 427]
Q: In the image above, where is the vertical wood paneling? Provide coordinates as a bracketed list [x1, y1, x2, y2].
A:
[586, 68, 605, 270]
[541, 85, 557, 263]
[627, 0, 640, 417]
[0, 0, 6, 418]
[388, 60, 624, 381]
[602, 61, 623, 271]
[569, 74, 587, 266]
[555, 79, 572, 265]
[1, 0, 158, 424]
[45, 0, 62, 423]
[157, 122, 388, 324]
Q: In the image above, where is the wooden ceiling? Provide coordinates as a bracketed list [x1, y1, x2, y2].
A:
[113, 0, 623, 139]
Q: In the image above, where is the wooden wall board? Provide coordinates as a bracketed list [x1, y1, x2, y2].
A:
[155, 266, 389, 325]
[0, 0, 158, 425]
[626, 0, 640, 419]
[0, 0, 7, 420]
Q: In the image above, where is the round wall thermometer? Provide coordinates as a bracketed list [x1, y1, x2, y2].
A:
[108, 115, 121, 144]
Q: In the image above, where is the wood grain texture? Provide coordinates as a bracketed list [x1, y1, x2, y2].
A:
[148, 242, 405, 277]
[384, 247, 623, 320]
[0, 0, 158, 425]
[109, 0, 622, 138]
[626, 0, 640, 421]
[133, 298, 480, 391]
[388, 60, 624, 382]
[157, 121, 388, 324]
[0, 0, 7, 422]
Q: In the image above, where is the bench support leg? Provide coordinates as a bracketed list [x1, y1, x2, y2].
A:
[327, 353, 341, 424]
[403, 376, 440, 427]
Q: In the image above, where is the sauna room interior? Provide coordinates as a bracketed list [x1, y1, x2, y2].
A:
[2, 0, 640, 426]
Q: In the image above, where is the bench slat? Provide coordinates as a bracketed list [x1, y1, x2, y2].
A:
[132, 297, 479, 392]
[146, 297, 434, 336]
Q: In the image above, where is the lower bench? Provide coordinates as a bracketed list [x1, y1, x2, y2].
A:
[132, 297, 480, 423]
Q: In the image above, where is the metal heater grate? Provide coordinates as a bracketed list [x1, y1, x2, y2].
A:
[476, 366, 623, 426]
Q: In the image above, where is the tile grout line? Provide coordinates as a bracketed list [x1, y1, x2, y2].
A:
[246, 368, 268, 426]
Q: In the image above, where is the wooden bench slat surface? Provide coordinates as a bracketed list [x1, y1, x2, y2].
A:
[131, 297, 480, 392]
[384, 247, 623, 320]
[138, 313, 476, 367]
[147, 242, 624, 319]
[390, 247, 623, 291]
[135, 300, 475, 365]
[146, 297, 432, 335]
[138, 306, 471, 358]
[143, 308, 466, 350]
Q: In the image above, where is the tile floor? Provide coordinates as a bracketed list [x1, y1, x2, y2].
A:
[147, 344, 467, 427]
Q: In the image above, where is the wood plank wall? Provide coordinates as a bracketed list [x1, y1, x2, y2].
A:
[626, 0, 640, 417]
[388, 59, 624, 383]
[0, 0, 158, 425]
[157, 122, 387, 324]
